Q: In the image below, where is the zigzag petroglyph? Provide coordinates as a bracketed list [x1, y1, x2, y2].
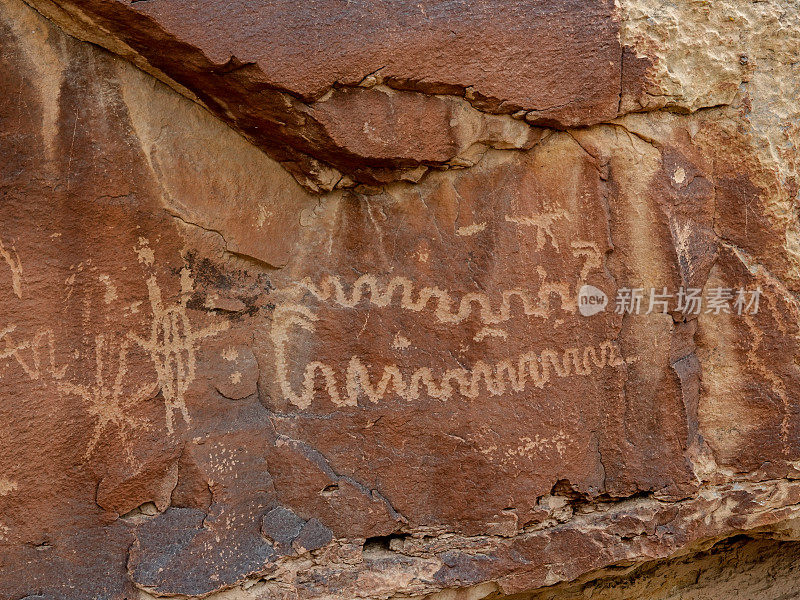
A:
[270, 304, 623, 409]
[277, 272, 576, 326]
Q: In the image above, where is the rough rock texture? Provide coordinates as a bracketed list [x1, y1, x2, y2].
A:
[17, 0, 619, 190]
[1, 0, 799, 599]
[522, 533, 800, 600]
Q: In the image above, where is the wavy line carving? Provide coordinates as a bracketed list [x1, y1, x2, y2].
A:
[270, 305, 622, 409]
[277, 272, 576, 326]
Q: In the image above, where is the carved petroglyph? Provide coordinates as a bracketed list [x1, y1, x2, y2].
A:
[473, 327, 507, 342]
[270, 303, 623, 410]
[671, 220, 696, 277]
[481, 430, 572, 468]
[98, 274, 118, 305]
[0, 479, 17, 495]
[0, 237, 23, 299]
[456, 222, 487, 236]
[571, 241, 603, 282]
[278, 272, 576, 325]
[345, 341, 622, 403]
[128, 268, 228, 433]
[513, 431, 570, 459]
[391, 333, 411, 350]
[58, 335, 157, 460]
[134, 237, 155, 267]
[0, 325, 66, 381]
[270, 253, 615, 409]
[504, 211, 569, 250]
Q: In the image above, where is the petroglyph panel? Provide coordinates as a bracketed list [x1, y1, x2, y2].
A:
[269, 276, 623, 410]
[264, 136, 623, 420]
[252, 138, 633, 535]
[5, 0, 800, 598]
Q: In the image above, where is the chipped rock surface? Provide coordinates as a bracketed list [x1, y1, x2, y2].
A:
[19, 0, 621, 190]
[1, 0, 800, 599]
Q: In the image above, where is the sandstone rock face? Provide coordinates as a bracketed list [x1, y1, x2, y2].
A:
[19, 0, 620, 190]
[1, 1, 799, 599]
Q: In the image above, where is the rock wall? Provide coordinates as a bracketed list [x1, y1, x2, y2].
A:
[523, 534, 800, 600]
[0, 0, 799, 598]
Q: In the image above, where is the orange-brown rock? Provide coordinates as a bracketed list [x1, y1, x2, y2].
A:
[19, 0, 621, 189]
[1, 0, 800, 599]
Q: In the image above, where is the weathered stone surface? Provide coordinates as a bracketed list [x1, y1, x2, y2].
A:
[19, 0, 621, 189]
[2, 0, 800, 599]
[261, 506, 306, 549]
[518, 534, 800, 600]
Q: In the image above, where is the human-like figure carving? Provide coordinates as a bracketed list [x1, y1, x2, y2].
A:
[128, 268, 228, 432]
